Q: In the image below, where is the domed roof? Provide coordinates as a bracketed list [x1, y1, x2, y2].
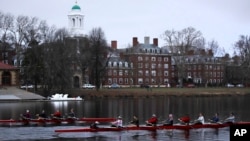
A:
[72, 4, 81, 10]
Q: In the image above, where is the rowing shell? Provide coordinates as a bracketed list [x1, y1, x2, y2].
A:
[0, 117, 116, 126]
[55, 122, 250, 133]
[55, 126, 157, 133]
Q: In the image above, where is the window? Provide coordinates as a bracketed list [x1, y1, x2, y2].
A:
[113, 62, 117, 67]
[164, 57, 168, 62]
[145, 70, 149, 76]
[145, 63, 149, 68]
[119, 70, 123, 76]
[164, 79, 169, 84]
[158, 64, 162, 68]
[113, 70, 117, 76]
[125, 62, 128, 67]
[151, 78, 155, 84]
[151, 63, 156, 69]
[125, 70, 128, 75]
[108, 78, 112, 84]
[164, 64, 169, 69]
[138, 70, 143, 76]
[138, 63, 143, 68]
[217, 72, 220, 77]
[151, 57, 156, 61]
[138, 78, 143, 84]
[164, 71, 168, 76]
[138, 56, 143, 61]
[125, 78, 128, 84]
[119, 78, 123, 84]
[145, 57, 149, 61]
[72, 18, 75, 27]
[108, 62, 112, 67]
[119, 62, 123, 67]
[151, 70, 156, 76]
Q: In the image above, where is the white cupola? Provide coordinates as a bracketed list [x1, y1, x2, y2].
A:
[68, 1, 84, 37]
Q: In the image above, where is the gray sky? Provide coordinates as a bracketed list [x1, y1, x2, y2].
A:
[1, 0, 250, 54]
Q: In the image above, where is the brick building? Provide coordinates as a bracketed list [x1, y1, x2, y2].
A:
[103, 37, 172, 87]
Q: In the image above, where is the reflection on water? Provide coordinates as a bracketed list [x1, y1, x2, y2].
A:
[0, 94, 249, 140]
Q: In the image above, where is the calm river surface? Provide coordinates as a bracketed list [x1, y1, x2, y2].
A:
[0, 94, 249, 141]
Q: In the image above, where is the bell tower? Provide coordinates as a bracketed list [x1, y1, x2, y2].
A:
[68, 1, 84, 37]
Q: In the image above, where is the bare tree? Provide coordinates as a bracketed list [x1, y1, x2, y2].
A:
[207, 39, 219, 56]
[234, 35, 250, 65]
[233, 35, 250, 84]
[87, 27, 109, 91]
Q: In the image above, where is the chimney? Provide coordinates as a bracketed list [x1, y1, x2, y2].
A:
[144, 36, 150, 44]
[132, 37, 138, 47]
[111, 40, 117, 49]
[208, 49, 213, 56]
[153, 38, 158, 46]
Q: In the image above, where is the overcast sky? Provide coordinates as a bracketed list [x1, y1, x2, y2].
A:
[1, 0, 250, 54]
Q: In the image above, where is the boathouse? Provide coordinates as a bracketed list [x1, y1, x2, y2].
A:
[0, 62, 19, 86]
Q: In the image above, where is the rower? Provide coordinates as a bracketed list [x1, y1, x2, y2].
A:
[111, 116, 123, 128]
[37, 110, 47, 119]
[224, 112, 235, 123]
[129, 116, 139, 127]
[209, 113, 219, 123]
[21, 109, 31, 120]
[90, 121, 99, 129]
[51, 110, 62, 119]
[194, 113, 205, 124]
[146, 114, 158, 126]
[178, 114, 190, 125]
[163, 114, 174, 126]
[67, 108, 76, 119]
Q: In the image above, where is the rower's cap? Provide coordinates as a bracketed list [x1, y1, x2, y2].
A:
[26, 110, 29, 113]
[118, 116, 122, 119]
[95, 121, 99, 124]
[152, 114, 156, 117]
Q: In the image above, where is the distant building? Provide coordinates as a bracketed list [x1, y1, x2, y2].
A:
[103, 37, 172, 87]
[67, 2, 86, 88]
[0, 62, 19, 86]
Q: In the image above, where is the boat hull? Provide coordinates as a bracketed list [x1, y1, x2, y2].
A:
[55, 122, 250, 133]
[0, 117, 116, 127]
[55, 126, 157, 133]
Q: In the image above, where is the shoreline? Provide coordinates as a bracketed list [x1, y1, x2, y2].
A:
[67, 88, 250, 99]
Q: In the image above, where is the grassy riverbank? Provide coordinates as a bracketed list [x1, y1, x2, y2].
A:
[67, 87, 250, 99]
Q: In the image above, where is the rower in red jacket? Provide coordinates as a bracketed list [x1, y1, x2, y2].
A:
[146, 114, 158, 126]
[51, 110, 62, 119]
[178, 114, 190, 125]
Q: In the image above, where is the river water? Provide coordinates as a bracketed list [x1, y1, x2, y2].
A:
[0, 94, 249, 141]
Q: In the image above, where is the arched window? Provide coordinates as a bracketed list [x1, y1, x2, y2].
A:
[72, 18, 75, 27]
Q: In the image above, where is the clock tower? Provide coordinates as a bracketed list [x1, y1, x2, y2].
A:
[68, 1, 84, 37]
